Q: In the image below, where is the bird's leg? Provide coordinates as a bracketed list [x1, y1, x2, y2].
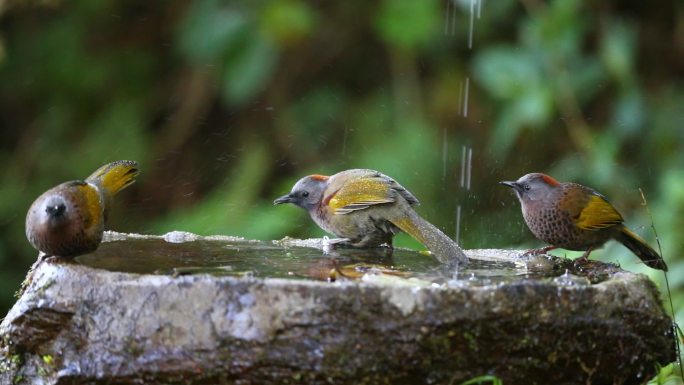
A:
[386, 237, 393, 250]
[380, 237, 395, 257]
[382, 243, 395, 259]
[574, 248, 594, 264]
[324, 237, 352, 246]
[523, 245, 558, 256]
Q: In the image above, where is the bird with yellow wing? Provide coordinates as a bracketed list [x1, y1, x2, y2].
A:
[500, 173, 667, 271]
[274, 169, 467, 265]
[25, 160, 139, 259]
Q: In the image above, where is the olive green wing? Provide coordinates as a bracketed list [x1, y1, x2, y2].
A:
[326, 175, 395, 214]
[575, 192, 624, 230]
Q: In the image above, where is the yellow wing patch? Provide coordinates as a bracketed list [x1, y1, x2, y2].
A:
[76, 183, 104, 230]
[327, 177, 395, 215]
[575, 194, 624, 230]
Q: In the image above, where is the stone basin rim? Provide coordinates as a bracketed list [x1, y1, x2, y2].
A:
[104, 230, 532, 257]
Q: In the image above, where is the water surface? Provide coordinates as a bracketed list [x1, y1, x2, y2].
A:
[76, 232, 578, 285]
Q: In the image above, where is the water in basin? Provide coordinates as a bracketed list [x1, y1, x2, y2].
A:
[75, 231, 591, 286]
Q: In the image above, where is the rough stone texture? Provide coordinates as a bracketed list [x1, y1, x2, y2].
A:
[0, 237, 675, 385]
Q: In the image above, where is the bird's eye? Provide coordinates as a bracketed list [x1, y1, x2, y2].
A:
[523, 184, 531, 191]
[302, 191, 310, 198]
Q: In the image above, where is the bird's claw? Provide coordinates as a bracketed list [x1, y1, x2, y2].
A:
[322, 237, 351, 254]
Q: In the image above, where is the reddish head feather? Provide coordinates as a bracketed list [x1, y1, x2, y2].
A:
[541, 174, 560, 186]
[309, 174, 329, 181]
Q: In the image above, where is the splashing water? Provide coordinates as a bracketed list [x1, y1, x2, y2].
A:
[463, 77, 470, 117]
[444, 0, 458, 36]
[442, 127, 448, 183]
[468, 0, 475, 48]
[455, 204, 462, 244]
[455, 146, 473, 244]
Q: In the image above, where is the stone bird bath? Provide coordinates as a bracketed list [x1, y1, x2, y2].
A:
[0, 231, 675, 384]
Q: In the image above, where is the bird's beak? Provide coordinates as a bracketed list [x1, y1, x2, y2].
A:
[273, 194, 293, 205]
[499, 181, 521, 192]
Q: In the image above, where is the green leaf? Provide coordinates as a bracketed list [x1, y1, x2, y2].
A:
[600, 20, 636, 83]
[474, 47, 553, 154]
[374, 0, 439, 51]
[260, 0, 317, 44]
[473, 47, 542, 99]
[612, 88, 645, 137]
[222, 33, 277, 106]
[179, 0, 249, 63]
[521, 0, 584, 58]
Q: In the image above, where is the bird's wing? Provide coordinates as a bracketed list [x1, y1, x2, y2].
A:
[67, 181, 103, 228]
[575, 192, 624, 230]
[326, 175, 396, 215]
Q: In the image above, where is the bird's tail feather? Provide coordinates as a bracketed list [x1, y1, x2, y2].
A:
[616, 227, 668, 271]
[86, 160, 139, 195]
[390, 210, 468, 266]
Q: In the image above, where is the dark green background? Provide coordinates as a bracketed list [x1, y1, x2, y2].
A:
[0, 0, 682, 351]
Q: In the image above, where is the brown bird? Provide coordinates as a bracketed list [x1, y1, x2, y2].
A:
[500, 173, 667, 271]
[25, 160, 139, 259]
[274, 169, 467, 265]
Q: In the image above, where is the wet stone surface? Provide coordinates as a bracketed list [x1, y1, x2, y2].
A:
[0, 231, 675, 385]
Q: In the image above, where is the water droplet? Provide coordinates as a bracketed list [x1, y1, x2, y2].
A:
[553, 272, 589, 286]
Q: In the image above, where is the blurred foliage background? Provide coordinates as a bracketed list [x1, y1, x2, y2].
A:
[0, 0, 682, 352]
